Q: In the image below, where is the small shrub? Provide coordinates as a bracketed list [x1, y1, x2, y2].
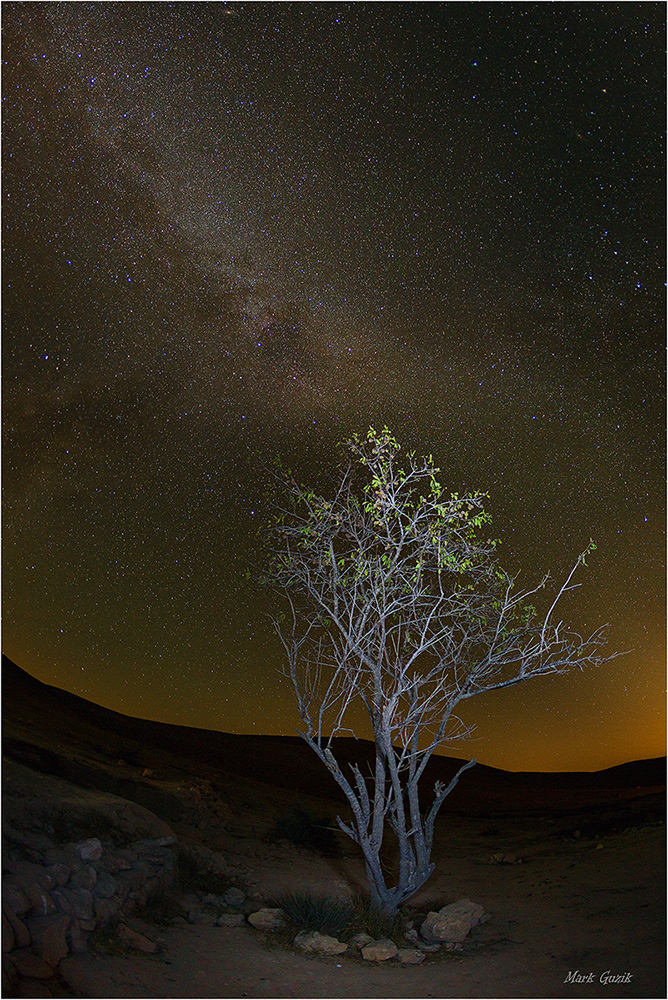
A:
[269, 807, 340, 857]
[348, 894, 405, 941]
[277, 890, 355, 936]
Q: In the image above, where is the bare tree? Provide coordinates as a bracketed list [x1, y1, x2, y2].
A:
[265, 427, 615, 916]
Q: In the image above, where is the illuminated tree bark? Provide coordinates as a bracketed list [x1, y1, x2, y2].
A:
[265, 427, 616, 916]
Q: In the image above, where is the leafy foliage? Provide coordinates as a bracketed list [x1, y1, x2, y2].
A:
[263, 426, 616, 914]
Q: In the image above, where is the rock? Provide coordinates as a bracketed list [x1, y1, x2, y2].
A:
[45, 864, 71, 888]
[216, 913, 245, 927]
[92, 872, 117, 898]
[93, 897, 118, 924]
[66, 887, 95, 923]
[73, 839, 103, 862]
[117, 923, 158, 953]
[3, 904, 31, 949]
[247, 908, 285, 931]
[396, 948, 425, 965]
[70, 866, 97, 890]
[8, 950, 54, 979]
[142, 768, 155, 778]
[27, 913, 71, 967]
[2, 884, 31, 917]
[445, 941, 464, 952]
[421, 899, 486, 944]
[2, 954, 19, 991]
[222, 886, 245, 907]
[293, 930, 348, 955]
[201, 893, 226, 909]
[361, 938, 398, 962]
[2, 914, 14, 953]
[349, 932, 373, 950]
[403, 926, 421, 945]
[418, 942, 441, 953]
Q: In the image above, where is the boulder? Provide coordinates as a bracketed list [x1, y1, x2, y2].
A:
[26, 913, 70, 967]
[396, 948, 426, 965]
[3, 905, 31, 949]
[349, 932, 373, 950]
[222, 886, 245, 908]
[247, 908, 285, 931]
[70, 865, 97, 890]
[361, 938, 398, 962]
[92, 872, 117, 899]
[73, 839, 103, 863]
[2, 914, 14, 953]
[293, 930, 348, 955]
[45, 864, 71, 888]
[421, 898, 486, 944]
[8, 950, 54, 980]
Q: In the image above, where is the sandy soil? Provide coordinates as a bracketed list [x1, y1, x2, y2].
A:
[3, 658, 664, 999]
[57, 817, 664, 999]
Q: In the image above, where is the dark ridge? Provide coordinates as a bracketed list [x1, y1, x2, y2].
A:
[3, 655, 665, 814]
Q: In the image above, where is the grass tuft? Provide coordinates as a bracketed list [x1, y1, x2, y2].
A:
[277, 891, 355, 936]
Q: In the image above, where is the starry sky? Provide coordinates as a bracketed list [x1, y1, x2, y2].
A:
[3, 2, 665, 772]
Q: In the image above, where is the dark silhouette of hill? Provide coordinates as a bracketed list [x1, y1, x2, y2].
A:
[3, 655, 665, 817]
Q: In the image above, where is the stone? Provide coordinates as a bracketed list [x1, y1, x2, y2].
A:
[92, 872, 117, 898]
[445, 941, 464, 952]
[222, 886, 245, 907]
[2, 914, 14, 953]
[349, 932, 373, 950]
[65, 888, 95, 923]
[396, 948, 426, 965]
[3, 860, 56, 892]
[73, 839, 103, 862]
[8, 950, 54, 979]
[202, 893, 227, 909]
[93, 897, 117, 924]
[403, 927, 421, 945]
[45, 864, 71, 888]
[293, 930, 348, 955]
[2, 884, 31, 917]
[23, 883, 56, 918]
[361, 938, 398, 962]
[26, 913, 71, 967]
[3, 904, 31, 949]
[421, 899, 486, 944]
[216, 913, 245, 927]
[117, 923, 158, 953]
[2, 954, 19, 991]
[67, 922, 88, 953]
[247, 907, 286, 931]
[70, 866, 97, 890]
[418, 942, 441, 953]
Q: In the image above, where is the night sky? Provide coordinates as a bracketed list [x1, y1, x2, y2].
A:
[3, 3, 665, 772]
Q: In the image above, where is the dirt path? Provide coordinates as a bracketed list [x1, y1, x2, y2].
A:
[59, 824, 665, 999]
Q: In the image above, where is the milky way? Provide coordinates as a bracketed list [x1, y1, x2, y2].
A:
[3, 3, 665, 770]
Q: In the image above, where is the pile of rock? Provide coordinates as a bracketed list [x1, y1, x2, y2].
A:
[2, 834, 176, 993]
[241, 897, 489, 964]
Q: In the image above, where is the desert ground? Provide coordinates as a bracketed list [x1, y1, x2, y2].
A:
[2, 656, 665, 999]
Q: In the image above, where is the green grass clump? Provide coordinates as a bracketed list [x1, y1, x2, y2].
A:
[348, 893, 405, 941]
[276, 889, 406, 942]
[277, 891, 355, 936]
